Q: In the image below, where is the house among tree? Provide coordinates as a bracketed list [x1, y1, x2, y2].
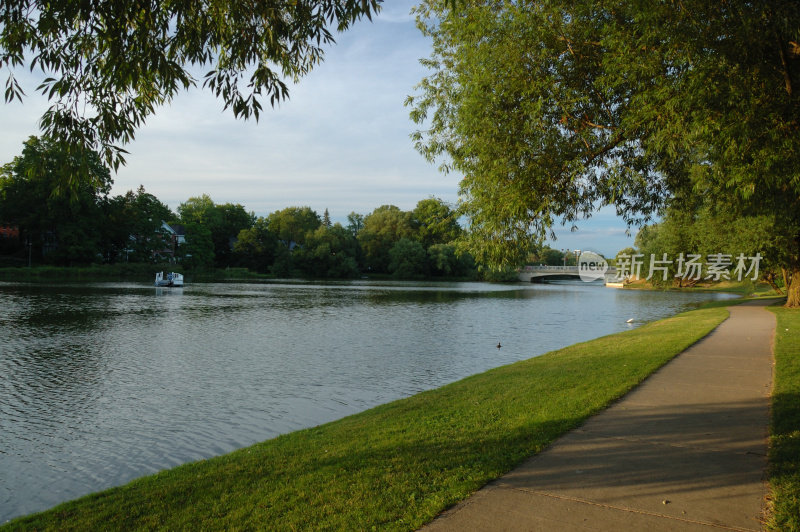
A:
[164, 222, 186, 246]
[0, 225, 19, 241]
[155, 222, 187, 261]
[0, 225, 21, 258]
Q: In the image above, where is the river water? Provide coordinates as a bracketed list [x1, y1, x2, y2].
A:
[0, 280, 736, 521]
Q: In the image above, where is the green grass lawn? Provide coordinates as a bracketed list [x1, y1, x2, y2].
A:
[622, 279, 779, 297]
[767, 306, 800, 531]
[3, 306, 730, 531]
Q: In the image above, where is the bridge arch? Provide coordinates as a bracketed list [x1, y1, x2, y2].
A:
[518, 265, 618, 284]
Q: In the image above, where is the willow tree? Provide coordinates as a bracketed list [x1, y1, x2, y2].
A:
[1, 0, 381, 184]
[408, 0, 800, 306]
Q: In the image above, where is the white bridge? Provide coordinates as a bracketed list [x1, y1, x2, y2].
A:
[518, 265, 619, 283]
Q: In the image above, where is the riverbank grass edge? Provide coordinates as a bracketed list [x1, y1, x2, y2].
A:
[767, 307, 800, 530]
[3, 305, 735, 531]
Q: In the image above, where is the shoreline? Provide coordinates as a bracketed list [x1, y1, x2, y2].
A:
[611, 277, 776, 297]
[0, 264, 480, 284]
[423, 299, 780, 530]
[3, 302, 742, 530]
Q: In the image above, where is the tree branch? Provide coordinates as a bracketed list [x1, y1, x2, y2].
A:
[777, 35, 793, 97]
[585, 132, 626, 168]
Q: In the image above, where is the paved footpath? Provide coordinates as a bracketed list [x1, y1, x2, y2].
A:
[423, 300, 778, 531]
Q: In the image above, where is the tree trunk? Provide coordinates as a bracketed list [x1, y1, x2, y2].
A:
[764, 272, 784, 295]
[786, 267, 800, 308]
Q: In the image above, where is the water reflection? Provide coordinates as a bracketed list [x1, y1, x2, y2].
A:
[0, 280, 735, 521]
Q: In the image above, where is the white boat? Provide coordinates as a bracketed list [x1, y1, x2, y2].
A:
[155, 271, 184, 287]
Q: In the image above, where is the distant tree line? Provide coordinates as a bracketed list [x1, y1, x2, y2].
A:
[0, 136, 174, 266]
[0, 137, 479, 279]
[233, 201, 476, 279]
[622, 204, 786, 292]
[526, 247, 585, 267]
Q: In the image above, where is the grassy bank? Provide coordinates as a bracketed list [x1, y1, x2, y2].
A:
[767, 307, 800, 531]
[621, 278, 779, 297]
[0, 265, 480, 284]
[0, 264, 179, 282]
[0, 265, 278, 283]
[3, 306, 730, 531]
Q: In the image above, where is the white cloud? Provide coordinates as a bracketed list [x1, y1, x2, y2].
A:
[0, 1, 453, 215]
[104, 1, 458, 216]
[545, 206, 639, 257]
[0, 0, 634, 254]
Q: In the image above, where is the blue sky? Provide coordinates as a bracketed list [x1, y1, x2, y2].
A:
[0, 1, 638, 257]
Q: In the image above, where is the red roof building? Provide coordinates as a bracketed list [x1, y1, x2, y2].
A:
[0, 225, 19, 239]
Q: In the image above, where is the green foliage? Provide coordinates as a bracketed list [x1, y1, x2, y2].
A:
[1, 1, 382, 179]
[634, 223, 680, 286]
[631, 205, 790, 288]
[358, 205, 415, 273]
[528, 246, 568, 267]
[1, 306, 729, 531]
[270, 247, 294, 278]
[428, 243, 476, 278]
[0, 263, 181, 281]
[295, 223, 359, 278]
[177, 222, 214, 270]
[412, 197, 461, 248]
[104, 185, 173, 263]
[177, 194, 216, 225]
[613, 247, 636, 267]
[409, 0, 800, 278]
[543, 248, 562, 267]
[233, 218, 280, 273]
[427, 243, 456, 276]
[178, 195, 254, 267]
[388, 238, 428, 279]
[481, 266, 523, 282]
[0, 137, 475, 278]
[0, 136, 111, 265]
[214, 203, 256, 265]
[346, 211, 365, 237]
[266, 206, 321, 250]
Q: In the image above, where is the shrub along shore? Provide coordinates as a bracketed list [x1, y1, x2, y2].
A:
[0, 264, 493, 284]
[0, 264, 255, 283]
[2, 301, 797, 531]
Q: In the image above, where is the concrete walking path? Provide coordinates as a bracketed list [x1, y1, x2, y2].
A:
[422, 300, 778, 531]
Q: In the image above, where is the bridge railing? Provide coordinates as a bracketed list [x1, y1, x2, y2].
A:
[520, 265, 619, 276]
[521, 265, 579, 272]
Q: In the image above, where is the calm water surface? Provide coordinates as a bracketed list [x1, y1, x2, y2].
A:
[0, 280, 736, 521]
